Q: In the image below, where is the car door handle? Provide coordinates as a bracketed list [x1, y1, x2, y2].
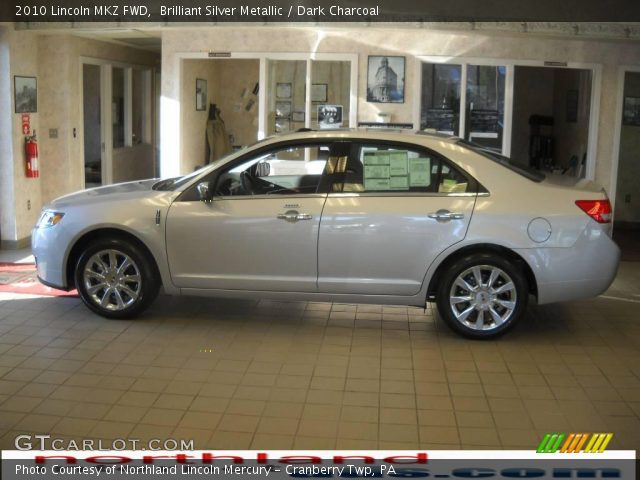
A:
[427, 209, 465, 221]
[277, 210, 313, 223]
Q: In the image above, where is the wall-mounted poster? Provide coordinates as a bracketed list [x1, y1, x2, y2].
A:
[367, 56, 405, 103]
[276, 82, 292, 99]
[275, 101, 291, 118]
[275, 118, 290, 133]
[311, 83, 328, 102]
[195, 78, 207, 111]
[14, 76, 37, 113]
[623, 96, 640, 126]
[318, 104, 343, 129]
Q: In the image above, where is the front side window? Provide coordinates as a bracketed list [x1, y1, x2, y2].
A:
[325, 143, 473, 194]
[214, 143, 331, 196]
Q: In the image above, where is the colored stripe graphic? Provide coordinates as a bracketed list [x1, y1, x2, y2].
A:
[537, 433, 565, 453]
[537, 433, 613, 453]
[584, 433, 614, 453]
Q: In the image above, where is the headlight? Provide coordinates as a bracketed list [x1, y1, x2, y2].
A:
[37, 211, 65, 228]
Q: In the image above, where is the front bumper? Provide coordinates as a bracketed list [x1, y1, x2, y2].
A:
[31, 226, 69, 291]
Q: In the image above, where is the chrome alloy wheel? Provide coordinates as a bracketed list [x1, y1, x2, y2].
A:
[448, 265, 517, 331]
[83, 249, 142, 311]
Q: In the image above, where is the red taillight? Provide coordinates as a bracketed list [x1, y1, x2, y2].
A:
[575, 199, 612, 224]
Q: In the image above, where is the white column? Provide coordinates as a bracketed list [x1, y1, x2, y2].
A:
[0, 26, 17, 242]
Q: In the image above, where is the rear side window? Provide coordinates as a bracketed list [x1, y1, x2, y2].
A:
[323, 142, 474, 194]
[457, 139, 545, 182]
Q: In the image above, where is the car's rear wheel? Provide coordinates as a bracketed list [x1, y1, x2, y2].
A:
[436, 253, 528, 339]
[74, 238, 159, 319]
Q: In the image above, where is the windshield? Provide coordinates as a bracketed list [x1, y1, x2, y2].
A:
[152, 164, 213, 191]
[152, 140, 273, 191]
[457, 139, 546, 183]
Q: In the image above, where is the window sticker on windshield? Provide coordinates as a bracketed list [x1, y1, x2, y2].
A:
[409, 157, 431, 187]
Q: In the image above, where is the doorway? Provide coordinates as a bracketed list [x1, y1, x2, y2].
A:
[613, 70, 640, 260]
[181, 58, 260, 173]
[511, 66, 592, 177]
[81, 59, 155, 188]
[82, 63, 103, 188]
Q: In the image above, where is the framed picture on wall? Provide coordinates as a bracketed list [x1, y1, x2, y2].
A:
[367, 56, 405, 103]
[318, 104, 343, 129]
[623, 96, 640, 126]
[275, 101, 291, 118]
[196, 78, 207, 111]
[311, 84, 328, 102]
[14, 76, 37, 113]
[275, 118, 290, 133]
[276, 83, 292, 99]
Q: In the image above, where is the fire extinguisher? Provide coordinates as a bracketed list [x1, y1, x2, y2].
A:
[25, 130, 39, 178]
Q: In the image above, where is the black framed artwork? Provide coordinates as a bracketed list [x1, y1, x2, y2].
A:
[14, 76, 37, 113]
[196, 78, 207, 111]
[367, 56, 405, 103]
[623, 96, 640, 126]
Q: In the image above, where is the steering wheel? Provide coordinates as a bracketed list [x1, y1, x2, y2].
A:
[240, 171, 259, 195]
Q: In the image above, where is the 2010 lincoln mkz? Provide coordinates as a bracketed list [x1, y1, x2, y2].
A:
[32, 131, 620, 338]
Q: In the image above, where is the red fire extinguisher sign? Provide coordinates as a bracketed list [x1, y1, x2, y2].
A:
[21, 114, 30, 135]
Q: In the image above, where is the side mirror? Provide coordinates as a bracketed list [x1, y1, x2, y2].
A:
[197, 181, 211, 202]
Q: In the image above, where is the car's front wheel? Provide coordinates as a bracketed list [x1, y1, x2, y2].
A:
[436, 253, 528, 339]
[74, 239, 159, 319]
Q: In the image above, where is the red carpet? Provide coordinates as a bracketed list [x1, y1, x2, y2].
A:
[0, 263, 78, 297]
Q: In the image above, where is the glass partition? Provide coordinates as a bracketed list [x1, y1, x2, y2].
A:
[465, 65, 506, 152]
[267, 60, 306, 135]
[311, 60, 351, 130]
[420, 63, 461, 135]
[112, 67, 125, 148]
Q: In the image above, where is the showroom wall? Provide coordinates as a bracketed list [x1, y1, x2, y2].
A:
[213, 59, 259, 147]
[552, 68, 592, 171]
[0, 32, 158, 246]
[182, 58, 260, 172]
[0, 31, 159, 244]
[162, 26, 640, 197]
[181, 59, 220, 171]
[0, 27, 42, 248]
[37, 35, 158, 207]
[511, 67, 555, 166]
[615, 71, 640, 225]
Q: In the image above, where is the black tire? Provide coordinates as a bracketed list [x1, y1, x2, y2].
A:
[74, 238, 160, 319]
[435, 253, 528, 339]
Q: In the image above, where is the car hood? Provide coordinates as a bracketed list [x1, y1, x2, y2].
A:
[47, 179, 168, 209]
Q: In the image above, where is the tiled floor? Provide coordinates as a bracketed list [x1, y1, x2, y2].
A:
[0, 255, 639, 450]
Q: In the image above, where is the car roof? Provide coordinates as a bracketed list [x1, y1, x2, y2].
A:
[260, 129, 460, 148]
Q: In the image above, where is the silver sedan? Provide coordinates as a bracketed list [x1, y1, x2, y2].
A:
[32, 131, 620, 338]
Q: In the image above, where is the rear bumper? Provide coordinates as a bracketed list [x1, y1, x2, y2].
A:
[515, 225, 620, 305]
